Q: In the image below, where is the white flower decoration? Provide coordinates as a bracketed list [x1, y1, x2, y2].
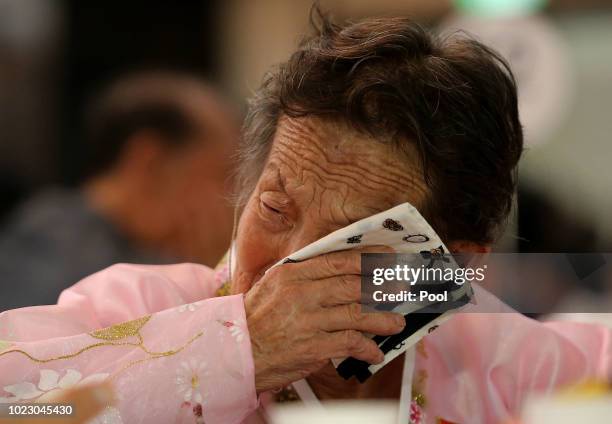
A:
[177, 301, 203, 313]
[219, 319, 245, 343]
[89, 406, 124, 424]
[0, 369, 109, 403]
[175, 359, 209, 405]
[229, 325, 244, 343]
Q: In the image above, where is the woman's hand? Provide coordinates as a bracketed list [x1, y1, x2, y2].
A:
[244, 246, 405, 393]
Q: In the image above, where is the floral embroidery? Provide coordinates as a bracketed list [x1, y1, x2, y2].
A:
[346, 235, 363, 244]
[89, 406, 124, 424]
[193, 403, 204, 421]
[178, 301, 203, 313]
[383, 218, 404, 231]
[176, 359, 209, 404]
[410, 400, 425, 424]
[176, 359, 209, 423]
[0, 369, 109, 403]
[218, 320, 245, 343]
[409, 368, 428, 423]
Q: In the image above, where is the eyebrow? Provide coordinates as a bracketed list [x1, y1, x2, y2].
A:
[275, 166, 288, 192]
[263, 161, 289, 193]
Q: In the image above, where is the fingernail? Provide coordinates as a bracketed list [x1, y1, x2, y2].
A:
[377, 351, 386, 363]
[395, 314, 406, 328]
[91, 384, 114, 405]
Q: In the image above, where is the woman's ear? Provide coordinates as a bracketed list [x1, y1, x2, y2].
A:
[447, 240, 491, 267]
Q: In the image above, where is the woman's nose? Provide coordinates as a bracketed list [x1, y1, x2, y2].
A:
[280, 224, 333, 260]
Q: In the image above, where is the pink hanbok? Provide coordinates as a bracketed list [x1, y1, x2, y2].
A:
[0, 262, 610, 423]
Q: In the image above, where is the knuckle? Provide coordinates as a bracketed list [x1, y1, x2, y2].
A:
[324, 253, 348, 274]
[346, 303, 362, 323]
[302, 344, 322, 363]
[338, 274, 353, 290]
[342, 275, 360, 299]
[323, 254, 339, 273]
[266, 265, 287, 282]
[343, 330, 363, 350]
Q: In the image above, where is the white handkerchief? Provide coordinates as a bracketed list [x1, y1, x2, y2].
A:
[270, 202, 443, 267]
[267, 202, 473, 381]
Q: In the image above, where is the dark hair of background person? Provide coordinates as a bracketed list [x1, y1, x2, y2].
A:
[237, 7, 524, 245]
[80, 72, 205, 180]
[60, 1, 220, 186]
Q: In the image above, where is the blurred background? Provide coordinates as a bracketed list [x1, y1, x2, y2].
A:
[0, 0, 611, 311]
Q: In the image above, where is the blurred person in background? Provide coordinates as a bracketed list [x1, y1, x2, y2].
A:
[0, 72, 238, 311]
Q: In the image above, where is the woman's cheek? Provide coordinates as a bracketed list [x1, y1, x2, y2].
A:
[235, 208, 279, 283]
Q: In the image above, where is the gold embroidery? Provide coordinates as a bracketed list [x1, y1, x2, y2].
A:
[215, 282, 231, 297]
[415, 369, 428, 387]
[214, 248, 232, 297]
[414, 392, 426, 407]
[274, 386, 301, 403]
[0, 341, 134, 363]
[0, 340, 11, 352]
[412, 369, 429, 407]
[0, 314, 203, 367]
[90, 316, 151, 341]
[416, 339, 428, 359]
[109, 331, 203, 379]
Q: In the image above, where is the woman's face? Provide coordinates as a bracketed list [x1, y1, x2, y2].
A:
[232, 116, 428, 294]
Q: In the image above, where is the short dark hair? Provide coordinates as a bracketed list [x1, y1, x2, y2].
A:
[82, 72, 206, 178]
[239, 10, 523, 244]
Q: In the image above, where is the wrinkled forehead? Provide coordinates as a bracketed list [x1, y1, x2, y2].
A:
[263, 116, 429, 223]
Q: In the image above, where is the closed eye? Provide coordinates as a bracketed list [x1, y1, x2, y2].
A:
[262, 201, 282, 215]
[260, 191, 290, 215]
[258, 191, 293, 231]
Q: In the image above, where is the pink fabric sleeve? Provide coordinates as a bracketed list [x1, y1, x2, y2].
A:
[0, 263, 258, 424]
[418, 311, 611, 424]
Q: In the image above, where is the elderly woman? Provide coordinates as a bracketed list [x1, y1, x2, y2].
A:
[0, 13, 609, 424]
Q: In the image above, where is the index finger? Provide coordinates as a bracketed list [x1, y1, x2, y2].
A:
[293, 245, 395, 280]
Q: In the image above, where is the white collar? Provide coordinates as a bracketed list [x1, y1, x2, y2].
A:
[290, 347, 416, 424]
